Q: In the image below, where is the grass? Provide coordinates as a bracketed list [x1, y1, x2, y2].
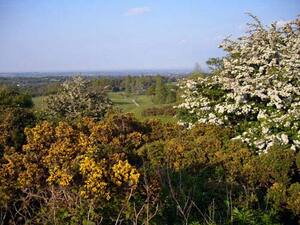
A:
[108, 92, 178, 123]
[33, 96, 47, 110]
[32, 92, 178, 123]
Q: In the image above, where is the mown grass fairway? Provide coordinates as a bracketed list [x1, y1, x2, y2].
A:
[108, 92, 177, 123]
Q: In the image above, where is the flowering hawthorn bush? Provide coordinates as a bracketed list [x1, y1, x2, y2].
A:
[178, 16, 300, 152]
[46, 76, 112, 121]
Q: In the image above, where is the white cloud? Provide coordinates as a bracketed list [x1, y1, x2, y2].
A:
[124, 7, 151, 16]
[179, 39, 187, 44]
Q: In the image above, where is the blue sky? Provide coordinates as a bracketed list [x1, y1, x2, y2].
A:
[0, 0, 299, 72]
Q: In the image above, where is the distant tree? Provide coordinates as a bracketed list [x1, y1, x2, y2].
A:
[92, 77, 111, 91]
[146, 85, 156, 96]
[135, 78, 144, 95]
[193, 62, 202, 72]
[130, 77, 136, 94]
[46, 76, 112, 121]
[124, 75, 132, 93]
[111, 86, 120, 92]
[189, 62, 207, 79]
[166, 87, 177, 104]
[91, 77, 123, 93]
[154, 75, 167, 104]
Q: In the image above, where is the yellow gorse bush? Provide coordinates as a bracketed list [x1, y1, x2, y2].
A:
[14, 114, 142, 202]
[111, 159, 140, 187]
[1, 112, 300, 224]
[79, 157, 110, 200]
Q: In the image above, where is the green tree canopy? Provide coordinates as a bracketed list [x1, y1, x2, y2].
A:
[154, 75, 167, 104]
[0, 86, 33, 108]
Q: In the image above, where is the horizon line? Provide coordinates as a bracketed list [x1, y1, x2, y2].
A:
[0, 68, 194, 74]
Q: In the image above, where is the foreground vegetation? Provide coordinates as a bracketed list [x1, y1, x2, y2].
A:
[1, 16, 300, 225]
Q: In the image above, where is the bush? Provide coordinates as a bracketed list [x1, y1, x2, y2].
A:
[46, 76, 112, 121]
[177, 16, 300, 152]
[1, 113, 299, 224]
[0, 86, 33, 108]
[142, 106, 177, 116]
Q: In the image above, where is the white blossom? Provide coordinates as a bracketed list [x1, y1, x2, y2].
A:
[177, 16, 300, 152]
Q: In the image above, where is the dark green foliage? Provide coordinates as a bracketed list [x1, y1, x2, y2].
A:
[206, 57, 224, 73]
[0, 76, 66, 97]
[154, 75, 167, 104]
[123, 75, 166, 95]
[296, 152, 300, 172]
[0, 107, 35, 151]
[166, 86, 177, 103]
[124, 75, 132, 93]
[145, 85, 156, 96]
[0, 86, 35, 154]
[0, 86, 33, 108]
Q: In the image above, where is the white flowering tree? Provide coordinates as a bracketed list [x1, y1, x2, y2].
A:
[46, 76, 112, 120]
[178, 16, 300, 152]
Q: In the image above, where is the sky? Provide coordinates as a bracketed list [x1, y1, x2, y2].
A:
[0, 0, 299, 72]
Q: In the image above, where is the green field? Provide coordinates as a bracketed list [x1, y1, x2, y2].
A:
[33, 92, 178, 123]
[108, 92, 177, 123]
